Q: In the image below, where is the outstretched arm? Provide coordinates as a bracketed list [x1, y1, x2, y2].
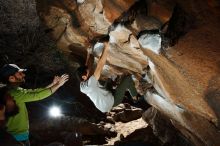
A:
[11, 74, 69, 102]
[93, 42, 109, 80]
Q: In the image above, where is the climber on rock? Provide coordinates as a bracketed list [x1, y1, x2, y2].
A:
[76, 38, 139, 113]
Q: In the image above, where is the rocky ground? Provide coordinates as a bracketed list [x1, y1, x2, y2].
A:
[29, 101, 191, 146]
[30, 103, 155, 146]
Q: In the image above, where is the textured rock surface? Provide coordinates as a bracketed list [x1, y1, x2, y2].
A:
[142, 107, 193, 146]
[35, 0, 220, 145]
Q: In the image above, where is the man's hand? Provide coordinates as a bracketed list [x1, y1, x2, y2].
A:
[47, 74, 69, 89]
[57, 74, 69, 87]
[48, 74, 69, 93]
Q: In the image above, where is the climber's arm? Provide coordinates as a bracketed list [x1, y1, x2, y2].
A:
[93, 42, 109, 80]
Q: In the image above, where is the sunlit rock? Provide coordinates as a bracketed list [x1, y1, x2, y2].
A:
[93, 42, 104, 57]
[78, 0, 111, 35]
[138, 33, 162, 54]
[77, 0, 85, 4]
[102, 0, 137, 23]
[109, 25, 148, 74]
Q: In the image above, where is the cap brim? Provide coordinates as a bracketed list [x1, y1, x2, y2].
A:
[18, 69, 27, 72]
[0, 83, 7, 88]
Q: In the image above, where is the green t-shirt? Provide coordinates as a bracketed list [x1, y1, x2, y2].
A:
[6, 87, 52, 136]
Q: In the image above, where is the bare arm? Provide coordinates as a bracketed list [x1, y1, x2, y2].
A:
[46, 76, 59, 88]
[11, 74, 69, 102]
[86, 51, 95, 77]
[93, 42, 109, 80]
[50, 74, 69, 93]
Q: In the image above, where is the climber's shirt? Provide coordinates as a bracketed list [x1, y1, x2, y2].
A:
[80, 75, 114, 113]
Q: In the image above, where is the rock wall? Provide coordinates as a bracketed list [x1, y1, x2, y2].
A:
[10, 0, 220, 145]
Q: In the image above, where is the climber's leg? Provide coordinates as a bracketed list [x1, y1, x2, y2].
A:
[113, 76, 138, 106]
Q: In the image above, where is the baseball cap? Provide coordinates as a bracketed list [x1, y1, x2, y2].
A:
[0, 64, 27, 83]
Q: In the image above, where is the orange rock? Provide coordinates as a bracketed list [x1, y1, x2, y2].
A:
[102, 0, 136, 23]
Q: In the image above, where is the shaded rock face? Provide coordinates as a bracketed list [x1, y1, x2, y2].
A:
[35, 0, 220, 146]
[142, 107, 193, 146]
[0, 0, 71, 73]
[109, 103, 143, 123]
